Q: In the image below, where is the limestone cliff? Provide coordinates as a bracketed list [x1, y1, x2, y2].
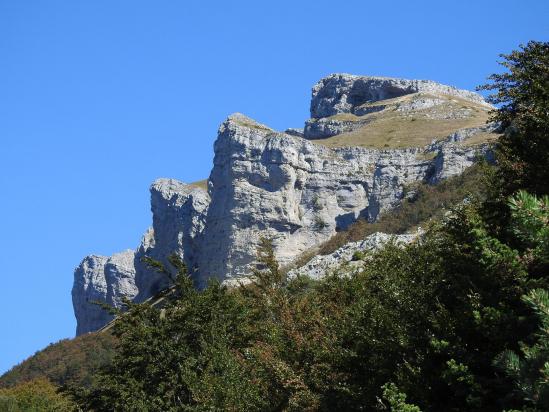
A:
[72, 180, 209, 335]
[72, 74, 498, 335]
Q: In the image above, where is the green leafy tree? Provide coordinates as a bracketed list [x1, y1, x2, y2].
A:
[508, 190, 549, 264]
[67, 256, 267, 411]
[494, 190, 549, 411]
[333, 193, 536, 409]
[0, 378, 75, 412]
[237, 238, 340, 411]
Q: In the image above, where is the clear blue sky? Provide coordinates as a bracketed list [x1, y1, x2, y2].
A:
[0, 0, 547, 375]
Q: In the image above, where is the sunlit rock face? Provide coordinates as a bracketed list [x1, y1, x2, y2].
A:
[72, 250, 137, 335]
[309, 73, 490, 119]
[72, 180, 210, 335]
[286, 231, 419, 280]
[195, 113, 492, 284]
[72, 74, 495, 335]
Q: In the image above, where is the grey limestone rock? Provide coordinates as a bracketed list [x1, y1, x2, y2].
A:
[302, 75, 492, 140]
[310, 73, 490, 119]
[72, 74, 495, 335]
[284, 128, 305, 137]
[287, 232, 418, 280]
[304, 116, 373, 140]
[194, 113, 490, 285]
[72, 250, 137, 335]
[135, 178, 209, 300]
[72, 179, 210, 335]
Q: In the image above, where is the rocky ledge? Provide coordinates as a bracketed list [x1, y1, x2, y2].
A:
[287, 231, 419, 280]
[310, 73, 490, 119]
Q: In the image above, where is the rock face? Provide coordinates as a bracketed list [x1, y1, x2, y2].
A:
[304, 116, 373, 140]
[72, 180, 209, 335]
[72, 74, 497, 335]
[287, 232, 418, 280]
[72, 251, 137, 336]
[194, 113, 493, 284]
[310, 74, 490, 119]
[304, 75, 493, 141]
[134, 179, 210, 300]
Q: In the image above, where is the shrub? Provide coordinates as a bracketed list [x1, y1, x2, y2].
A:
[0, 378, 75, 411]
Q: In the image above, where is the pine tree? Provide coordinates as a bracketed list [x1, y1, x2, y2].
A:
[496, 289, 549, 410]
[479, 41, 549, 235]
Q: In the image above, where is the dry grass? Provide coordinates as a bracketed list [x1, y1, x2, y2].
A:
[234, 118, 273, 132]
[313, 113, 490, 149]
[308, 92, 492, 149]
[460, 131, 501, 147]
[189, 179, 208, 191]
[325, 113, 363, 122]
[415, 151, 439, 161]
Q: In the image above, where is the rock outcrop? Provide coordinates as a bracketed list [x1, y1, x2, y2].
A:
[72, 179, 209, 335]
[194, 114, 493, 284]
[304, 74, 493, 141]
[287, 232, 418, 280]
[310, 74, 490, 119]
[72, 251, 137, 336]
[72, 74, 497, 335]
[133, 179, 210, 300]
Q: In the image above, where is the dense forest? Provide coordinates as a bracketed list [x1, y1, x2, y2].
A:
[1, 41, 547, 411]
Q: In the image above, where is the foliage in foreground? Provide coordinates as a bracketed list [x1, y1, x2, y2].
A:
[0, 378, 75, 411]
[496, 289, 549, 410]
[64, 188, 548, 411]
[479, 40, 549, 234]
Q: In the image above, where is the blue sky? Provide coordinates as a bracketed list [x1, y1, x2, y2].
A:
[0, 0, 547, 375]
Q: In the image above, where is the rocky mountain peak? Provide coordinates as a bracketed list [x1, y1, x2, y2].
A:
[72, 74, 498, 335]
[310, 73, 490, 119]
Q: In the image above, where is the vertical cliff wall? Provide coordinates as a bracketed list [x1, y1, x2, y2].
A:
[72, 180, 209, 335]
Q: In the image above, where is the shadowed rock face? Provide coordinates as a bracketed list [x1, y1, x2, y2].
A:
[133, 179, 210, 301]
[72, 74, 495, 335]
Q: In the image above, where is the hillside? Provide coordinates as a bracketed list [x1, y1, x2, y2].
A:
[6, 39, 549, 408]
[0, 333, 116, 389]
